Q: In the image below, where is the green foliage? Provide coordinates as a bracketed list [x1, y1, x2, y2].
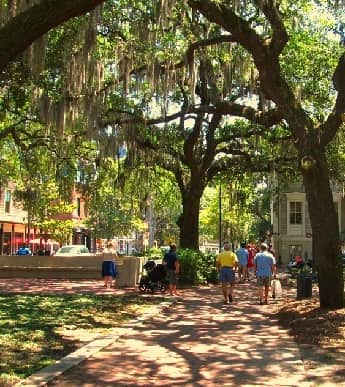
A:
[144, 247, 164, 260]
[13, 176, 76, 244]
[86, 158, 146, 239]
[148, 167, 181, 245]
[327, 128, 345, 184]
[144, 247, 219, 285]
[177, 248, 218, 285]
[281, 3, 342, 118]
[200, 174, 271, 245]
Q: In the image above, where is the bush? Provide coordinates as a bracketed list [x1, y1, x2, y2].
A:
[177, 248, 218, 285]
[143, 247, 164, 260]
[142, 247, 219, 285]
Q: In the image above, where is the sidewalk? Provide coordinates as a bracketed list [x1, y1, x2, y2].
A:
[5, 278, 313, 387]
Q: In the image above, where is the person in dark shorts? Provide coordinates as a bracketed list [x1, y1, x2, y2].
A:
[254, 243, 276, 305]
[163, 243, 180, 296]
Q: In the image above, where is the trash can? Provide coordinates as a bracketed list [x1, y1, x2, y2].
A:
[297, 273, 312, 300]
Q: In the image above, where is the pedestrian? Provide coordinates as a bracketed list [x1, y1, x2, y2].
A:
[216, 242, 238, 304]
[236, 242, 248, 283]
[247, 244, 255, 280]
[254, 242, 276, 305]
[101, 242, 118, 288]
[268, 243, 276, 258]
[163, 243, 180, 296]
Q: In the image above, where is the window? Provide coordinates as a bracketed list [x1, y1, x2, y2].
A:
[289, 201, 302, 224]
[4, 190, 11, 213]
[119, 240, 124, 252]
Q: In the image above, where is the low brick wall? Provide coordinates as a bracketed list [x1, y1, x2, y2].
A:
[0, 255, 147, 287]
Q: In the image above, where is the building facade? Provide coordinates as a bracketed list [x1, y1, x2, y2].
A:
[0, 182, 90, 255]
[0, 182, 28, 254]
[271, 181, 345, 264]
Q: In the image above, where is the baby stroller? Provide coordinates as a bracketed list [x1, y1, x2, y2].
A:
[139, 260, 168, 293]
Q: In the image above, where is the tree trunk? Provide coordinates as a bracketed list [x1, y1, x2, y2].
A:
[301, 151, 344, 309]
[177, 192, 201, 250]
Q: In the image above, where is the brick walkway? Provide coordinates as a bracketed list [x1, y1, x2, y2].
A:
[3, 277, 315, 387]
[3, 276, 343, 386]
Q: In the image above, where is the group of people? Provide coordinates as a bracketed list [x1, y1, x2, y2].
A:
[156, 241, 276, 305]
[216, 241, 276, 305]
[101, 241, 181, 296]
[102, 240, 276, 305]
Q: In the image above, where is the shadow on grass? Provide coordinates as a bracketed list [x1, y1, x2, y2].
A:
[0, 294, 164, 383]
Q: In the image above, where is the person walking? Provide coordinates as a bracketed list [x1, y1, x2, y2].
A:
[216, 242, 238, 304]
[246, 244, 256, 280]
[268, 243, 276, 258]
[254, 242, 276, 305]
[236, 242, 249, 283]
[163, 243, 180, 296]
[101, 242, 118, 288]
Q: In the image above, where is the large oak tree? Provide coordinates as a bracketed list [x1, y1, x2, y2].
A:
[188, 0, 345, 309]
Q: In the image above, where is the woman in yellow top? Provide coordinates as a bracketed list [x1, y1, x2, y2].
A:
[216, 242, 238, 304]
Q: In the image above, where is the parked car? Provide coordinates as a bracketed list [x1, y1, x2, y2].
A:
[54, 245, 91, 256]
[15, 246, 32, 256]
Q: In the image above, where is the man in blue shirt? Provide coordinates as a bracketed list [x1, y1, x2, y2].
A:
[254, 243, 276, 305]
[163, 243, 180, 296]
[236, 242, 248, 283]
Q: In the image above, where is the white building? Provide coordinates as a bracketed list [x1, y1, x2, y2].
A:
[271, 181, 344, 263]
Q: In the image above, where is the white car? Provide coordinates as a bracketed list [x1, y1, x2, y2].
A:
[54, 245, 91, 256]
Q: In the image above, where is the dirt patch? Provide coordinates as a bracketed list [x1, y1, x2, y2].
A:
[277, 297, 345, 350]
[274, 277, 345, 384]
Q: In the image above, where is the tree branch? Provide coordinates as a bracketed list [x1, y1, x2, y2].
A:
[105, 101, 282, 130]
[188, 0, 264, 57]
[253, 0, 288, 55]
[188, 0, 311, 140]
[0, 0, 105, 71]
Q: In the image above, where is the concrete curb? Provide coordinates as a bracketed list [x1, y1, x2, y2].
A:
[15, 298, 176, 387]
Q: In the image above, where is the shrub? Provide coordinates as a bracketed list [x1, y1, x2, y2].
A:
[177, 248, 218, 285]
[143, 247, 164, 260]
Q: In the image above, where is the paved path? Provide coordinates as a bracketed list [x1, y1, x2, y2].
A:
[4, 277, 343, 386]
[1, 278, 311, 387]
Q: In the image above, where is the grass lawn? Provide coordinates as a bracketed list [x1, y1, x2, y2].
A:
[0, 293, 165, 385]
